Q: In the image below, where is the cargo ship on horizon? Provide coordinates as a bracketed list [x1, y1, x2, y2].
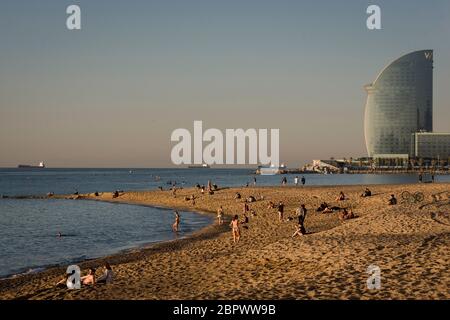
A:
[17, 161, 46, 169]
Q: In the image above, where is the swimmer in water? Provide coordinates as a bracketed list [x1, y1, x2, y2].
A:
[172, 211, 180, 232]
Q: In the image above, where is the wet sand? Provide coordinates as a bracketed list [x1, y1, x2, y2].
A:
[0, 183, 449, 300]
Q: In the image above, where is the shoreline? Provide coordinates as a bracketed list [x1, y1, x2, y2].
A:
[0, 183, 449, 299]
[0, 199, 219, 282]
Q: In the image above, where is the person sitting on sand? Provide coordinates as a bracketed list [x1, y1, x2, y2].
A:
[201, 186, 205, 194]
[336, 191, 346, 201]
[277, 201, 285, 222]
[230, 215, 241, 244]
[213, 184, 218, 191]
[241, 213, 249, 224]
[235, 192, 241, 200]
[243, 203, 249, 213]
[339, 208, 355, 221]
[195, 183, 201, 189]
[246, 196, 256, 203]
[80, 268, 96, 286]
[388, 194, 397, 205]
[56, 272, 73, 288]
[217, 206, 224, 225]
[361, 188, 372, 197]
[97, 263, 114, 284]
[267, 201, 275, 209]
[172, 211, 180, 232]
[112, 190, 119, 198]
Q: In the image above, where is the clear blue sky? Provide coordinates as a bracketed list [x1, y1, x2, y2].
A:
[1, 0, 449, 167]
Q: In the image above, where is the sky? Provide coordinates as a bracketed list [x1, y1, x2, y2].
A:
[0, 0, 449, 168]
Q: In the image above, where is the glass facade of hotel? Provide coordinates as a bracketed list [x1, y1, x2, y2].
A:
[364, 50, 434, 157]
[411, 132, 450, 159]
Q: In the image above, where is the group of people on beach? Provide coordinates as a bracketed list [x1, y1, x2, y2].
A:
[56, 262, 114, 289]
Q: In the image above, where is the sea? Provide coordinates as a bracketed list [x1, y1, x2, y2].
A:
[0, 168, 449, 278]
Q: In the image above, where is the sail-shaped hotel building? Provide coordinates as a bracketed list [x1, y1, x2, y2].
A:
[364, 50, 434, 157]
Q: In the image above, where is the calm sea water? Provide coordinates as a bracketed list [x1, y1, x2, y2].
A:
[0, 168, 449, 278]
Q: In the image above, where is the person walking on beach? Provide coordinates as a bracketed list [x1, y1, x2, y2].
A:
[281, 177, 287, 185]
[217, 206, 224, 225]
[230, 215, 241, 243]
[301, 176, 306, 186]
[172, 211, 180, 232]
[277, 201, 285, 222]
[294, 176, 299, 186]
[292, 204, 307, 237]
[253, 177, 257, 186]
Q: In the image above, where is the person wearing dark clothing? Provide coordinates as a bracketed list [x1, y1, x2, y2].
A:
[388, 194, 397, 205]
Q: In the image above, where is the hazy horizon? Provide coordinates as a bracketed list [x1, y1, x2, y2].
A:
[1, 0, 450, 168]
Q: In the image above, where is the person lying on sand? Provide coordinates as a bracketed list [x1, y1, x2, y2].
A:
[316, 202, 329, 212]
[230, 215, 241, 244]
[80, 268, 96, 286]
[361, 188, 372, 197]
[388, 194, 397, 205]
[323, 206, 334, 214]
[97, 263, 114, 284]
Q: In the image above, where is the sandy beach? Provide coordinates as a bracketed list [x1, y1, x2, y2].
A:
[0, 183, 449, 300]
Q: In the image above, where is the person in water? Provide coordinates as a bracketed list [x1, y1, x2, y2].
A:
[80, 268, 96, 286]
[230, 215, 241, 244]
[172, 211, 180, 232]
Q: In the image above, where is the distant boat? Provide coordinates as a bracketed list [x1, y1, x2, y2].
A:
[18, 161, 46, 169]
[188, 164, 210, 169]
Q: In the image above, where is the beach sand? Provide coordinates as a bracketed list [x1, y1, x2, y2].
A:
[0, 183, 449, 300]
